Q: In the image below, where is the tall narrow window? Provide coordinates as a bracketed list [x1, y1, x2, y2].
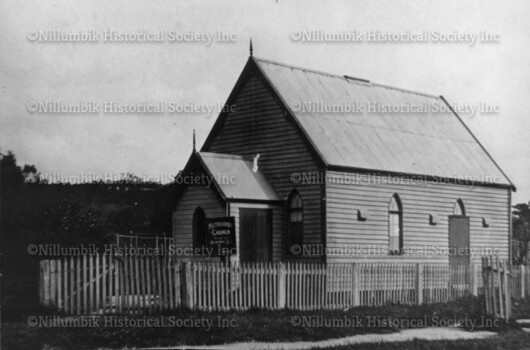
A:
[288, 191, 303, 254]
[193, 206, 206, 249]
[389, 194, 403, 254]
[453, 199, 466, 216]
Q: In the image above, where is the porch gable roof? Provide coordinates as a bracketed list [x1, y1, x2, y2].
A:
[195, 152, 280, 202]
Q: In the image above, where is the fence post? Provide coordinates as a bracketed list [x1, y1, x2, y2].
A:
[482, 257, 488, 314]
[519, 265, 526, 298]
[416, 263, 423, 305]
[39, 260, 45, 305]
[277, 262, 286, 309]
[352, 263, 359, 307]
[52, 260, 58, 307]
[43, 260, 52, 306]
[471, 264, 478, 296]
[492, 256, 498, 317]
[180, 261, 194, 309]
[503, 261, 511, 319]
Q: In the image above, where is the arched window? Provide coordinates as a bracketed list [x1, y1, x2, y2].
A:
[389, 194, 403, 254]
[287, 191, 303, 254]
[453, 199, 466, 216]
[193, 207, 206, 249]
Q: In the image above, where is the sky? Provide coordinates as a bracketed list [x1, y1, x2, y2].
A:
[0, 0, 529, 204]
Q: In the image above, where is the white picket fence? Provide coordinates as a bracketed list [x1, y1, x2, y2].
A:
[510, 264, 530, 299]
[39, 255, 181, 314]
[39, 256, 503, 314]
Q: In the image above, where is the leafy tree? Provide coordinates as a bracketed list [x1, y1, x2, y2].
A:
[1, 151, 26, 232]
[22, 164, 46, 184]
[1, 150, 173, 251]
[0, 151, 25, 188]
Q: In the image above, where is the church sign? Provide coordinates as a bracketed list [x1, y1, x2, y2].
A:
[206, 217, 236, 256]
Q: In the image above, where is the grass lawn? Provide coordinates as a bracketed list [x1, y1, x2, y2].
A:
[1, 296, 526, 350]
[325, 299, 530, 350]
[326, 331, 530, 350]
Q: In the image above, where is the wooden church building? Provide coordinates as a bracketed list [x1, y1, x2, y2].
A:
[172, 49, 515, 265]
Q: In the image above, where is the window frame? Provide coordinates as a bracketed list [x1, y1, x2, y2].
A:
[388, 194, 403, 255]
[287, 190, 304, 255]
[453, 199, 466, 216]
[192, 206, 207, 250]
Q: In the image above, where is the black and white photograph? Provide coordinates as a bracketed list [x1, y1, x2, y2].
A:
[1, 1, 530, 349]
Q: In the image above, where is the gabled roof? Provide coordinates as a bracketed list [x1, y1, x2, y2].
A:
[250, 57, 514, 189]
[194, 152, 280, 202]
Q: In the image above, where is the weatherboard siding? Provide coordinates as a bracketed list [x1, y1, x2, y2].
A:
[205, 71, 324, 257]
[172, 180, 226, 261]
[325, 171, 509, 264]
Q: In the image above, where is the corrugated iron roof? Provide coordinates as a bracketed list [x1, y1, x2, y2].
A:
[197, 152, 280, 201]
[253, 57, 512, 187]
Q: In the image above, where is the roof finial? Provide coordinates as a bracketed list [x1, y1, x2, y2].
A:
[192, 129, 196, 152]
[249, 38, 253, 57]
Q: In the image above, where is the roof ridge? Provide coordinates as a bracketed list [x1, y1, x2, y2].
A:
[253, 56, 349, 80]
[253, 56, 440, 100]
[370, 82, 440, 99]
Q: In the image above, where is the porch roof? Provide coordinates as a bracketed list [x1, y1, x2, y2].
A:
[197, 152, 280, 202]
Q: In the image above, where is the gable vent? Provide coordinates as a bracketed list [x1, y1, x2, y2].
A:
[343, 75, 370, 84]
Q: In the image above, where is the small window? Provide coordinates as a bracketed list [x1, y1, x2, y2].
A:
[389, 194, 403, 254]
[287, 191, 303, 254]
[193, 207, 206, 249]
[453, 199, 466, 216]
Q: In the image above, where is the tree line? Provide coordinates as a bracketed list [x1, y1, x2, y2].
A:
[0, 150, 176, 299]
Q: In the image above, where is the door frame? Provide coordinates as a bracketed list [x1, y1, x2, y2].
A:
[239, 208, 273, 263]
[448, 215, 470, 266]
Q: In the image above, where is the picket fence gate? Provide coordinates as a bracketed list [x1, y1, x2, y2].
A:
[482, 256, 512, 320]
[39, 255, 181, 314]
[39, 255, 493, 314]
